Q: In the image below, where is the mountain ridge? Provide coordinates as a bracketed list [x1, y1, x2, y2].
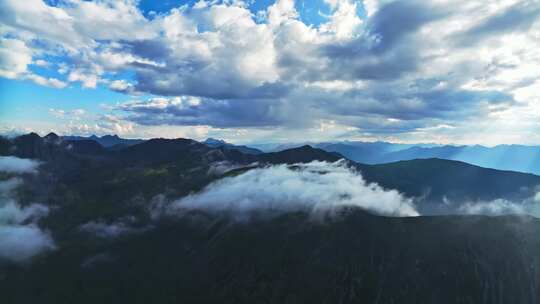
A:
[2, 133, 540, 215]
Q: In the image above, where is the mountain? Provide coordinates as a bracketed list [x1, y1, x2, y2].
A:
[62, 134, 145, 148]
[259, 145, 343, 164]
[203, 138, 263, 155]
[314, 141, 417, 164]
[355, 158, 540, 214]
[293, 140, 540, 175]
[3, 133, 540, 216]
[2, 208, 539, 304]
[250, 141, 317, 152]
[3, 133, 540, 302]
[5, 132, 107, 161]
[0, 135, 341, 214]
[251, 141, 429, 156]
[380, 144, 540, 175]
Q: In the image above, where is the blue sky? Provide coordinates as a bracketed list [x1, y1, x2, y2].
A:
[1, 0, 540, 145]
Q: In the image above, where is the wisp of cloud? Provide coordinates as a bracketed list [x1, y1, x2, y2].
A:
[0, 156, 40, 174]
[165, 160, 419, 218]
[0, 157, 54, 262]
[457, 195, 540, 217]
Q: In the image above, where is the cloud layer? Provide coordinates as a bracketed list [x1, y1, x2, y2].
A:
[0, 158, 54, 262]
[0, 156, 41, 174]
[457, 196, 540, 217]
[163, 160, 419, 218]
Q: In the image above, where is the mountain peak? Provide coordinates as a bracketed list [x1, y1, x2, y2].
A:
[296, 145, 316, 150]
[204, 138, 227, 145]
[102, 134, 120, 139]
[260, 145, 344, 164]
[45, 132, 59, 140]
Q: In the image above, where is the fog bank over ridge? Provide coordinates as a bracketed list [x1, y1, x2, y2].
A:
[155, 160, 540, 219]
[162, 160, 419, 218]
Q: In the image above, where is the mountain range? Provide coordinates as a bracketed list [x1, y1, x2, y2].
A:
[40, 134, 540, 175]
[1, 133, 540, 303]
[252, 140, 540, 175]
[2, 133, 539, 214]
[62, 134, 145, 148]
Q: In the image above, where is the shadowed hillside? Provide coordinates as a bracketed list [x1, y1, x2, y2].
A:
[1, 134, 540, 303]
[1, 208, 539, 304]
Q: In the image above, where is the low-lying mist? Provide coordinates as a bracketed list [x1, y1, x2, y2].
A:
[163, 160, 419, 218]
[0, 156, 41, 174]
[457, 196, 540, 217]
[0, 157, 55, 262]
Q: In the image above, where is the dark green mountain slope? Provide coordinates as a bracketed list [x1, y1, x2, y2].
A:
[2, 134, 540, 303]
[355, 158, 540, 209]
[2, 208, 539, 304]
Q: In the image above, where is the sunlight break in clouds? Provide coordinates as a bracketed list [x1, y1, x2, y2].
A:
[165, 160, 419, 218]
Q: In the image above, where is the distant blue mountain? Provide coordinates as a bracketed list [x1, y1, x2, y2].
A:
[62, 134, 144, 148]
[59, 135, 540, 175]
[203, 138, 263, 155]
[314, 142, 418, 164]
[379, 145, 540, 175]
[291, 141, 540, 175]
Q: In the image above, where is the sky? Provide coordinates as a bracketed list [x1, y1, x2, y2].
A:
[0, 0, 539, 145]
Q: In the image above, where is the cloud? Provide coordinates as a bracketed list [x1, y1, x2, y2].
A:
[0, 157, 54, 262]
[2, 0, 540, 143]
[366, 0, 448, 53]
[0, 225, 55, 262]
[457, 195, 540, 217]
[118, 96, 290, 128]
[456, 2, 540, 47]
[0, 38, 66, 88]
[207, 161, 258, 176]
[458, 199, 526, 216]
[0, 38, 32, 79]
[0, 176, 54, 262]
[160, 160, 419, 219]
[79, 216, 148, 239]
[49, 108, 86, 119]
[0, 156, 40, 174]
